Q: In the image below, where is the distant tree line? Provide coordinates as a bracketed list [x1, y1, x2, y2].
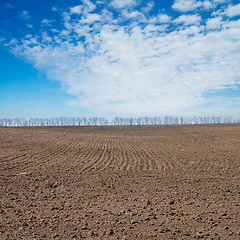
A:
[0, 116, 239, 127]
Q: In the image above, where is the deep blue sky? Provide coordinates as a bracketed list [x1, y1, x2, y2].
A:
[0, 0, 240, 118]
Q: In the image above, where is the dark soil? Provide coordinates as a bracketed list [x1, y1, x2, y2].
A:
[0, 125, 240, 239]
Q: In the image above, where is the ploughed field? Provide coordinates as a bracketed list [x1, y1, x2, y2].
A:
[0, 125, 240, 239]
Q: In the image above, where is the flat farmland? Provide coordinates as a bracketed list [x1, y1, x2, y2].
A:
[0, 125, 240, 239]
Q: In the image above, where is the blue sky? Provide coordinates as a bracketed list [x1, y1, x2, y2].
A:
[0, 0, 240, 118]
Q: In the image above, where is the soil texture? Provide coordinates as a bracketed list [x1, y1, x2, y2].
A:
[0, 125, 240, 239]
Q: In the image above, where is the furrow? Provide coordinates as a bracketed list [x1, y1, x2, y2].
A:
[15, 140, 81, 172]
[2, 139, 80, 172]
[81, 139, 107, 171]
[0, 139, 66, 171]
[134, 142, 157, 171]
[126, 140, 141, 172]
[112, 139, 124, 171]
[94, 138, 117, 171]
[117, 140, 129, 171]
[0, 138, 64, 164]
[87, 140, 111, 171]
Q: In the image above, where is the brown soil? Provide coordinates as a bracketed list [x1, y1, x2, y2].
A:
[0, 125, 240, 239]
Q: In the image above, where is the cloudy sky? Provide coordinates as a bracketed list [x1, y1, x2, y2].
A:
[0, 0, 240, 118]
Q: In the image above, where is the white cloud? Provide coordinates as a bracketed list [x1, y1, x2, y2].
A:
[172, 0, 224, 12]
[83, 0, 97, 11]
[5, 38, 17, 46]
[51, 29, 59, 33]
[202, 1, 213, 10]
[213, 0, 227, 3]
[8, 1, 240, 116]
[70, 5, 83, 14]
[172, 0, 202, 12]
[41, 19, 53, 26]
[142, 1, 154, 13]
[211, 8, 223, 17]
[206, 17, 222, 29]
[158, 14, 172, 23]
[5, 3, 13, 8]
[21, 10, 30, 20]
[25, 34, 32, 38]
[111, 0, 137, 9]
[225, 4, 240, 17]
[26, 23, 34, 28]
[52, 6, 58, 12]
[174, 14, 201, 25]
[82, 13, 101, 23]
[70, 0, 96, 17]
[122, 10, 142, 19]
